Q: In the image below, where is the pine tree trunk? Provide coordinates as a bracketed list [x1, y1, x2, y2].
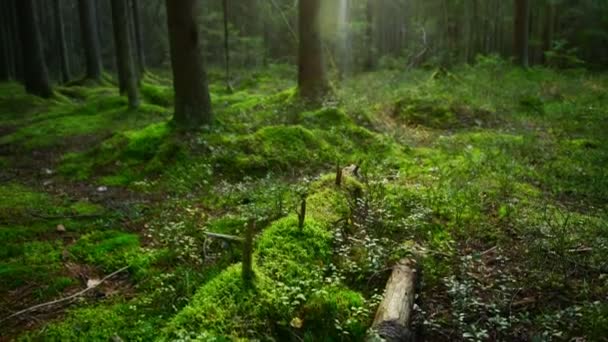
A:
[111, 0, 139, 109]
[53, 0, 70, 83]
[513, 0, 530, 67]
[166, 0, 213, 128]
[130, 0, 145, 75]
[7, 0, 23, 82]
[222, 0, 231, 90]
[78, 0, 103, 80]
[298, 0, 328, 101]
[0, 0, 11, 81]
[15, 0, 53, 98]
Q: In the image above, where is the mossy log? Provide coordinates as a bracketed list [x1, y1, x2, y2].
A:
[368, 259, 417, 342]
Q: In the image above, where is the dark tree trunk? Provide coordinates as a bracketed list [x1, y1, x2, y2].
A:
[298, 0, 328, 100]
[53, 0, 71, 83]
[110, 0, 139, 109]
[166, 0, 213, 128]
[130, 0, 145, 75]
[7, 0, 23, 81]
[513, 0, 530, 67]
[364, 0, 374, 70]
[15, 0, 53, 98]
[222, 0, 231, 90]
[78, 0, 103, 80]
[0, 0, 12, 81]
[542, 0, 556, 63]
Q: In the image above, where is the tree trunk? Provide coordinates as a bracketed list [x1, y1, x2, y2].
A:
[166, 0, 213, 128]
[130, 0, 145, 75]
[222, 0, 231, 91]
[513, 0, 530, 67]
[111, 0, 139, 109]
[0, 0, 11, 81]
[53, 0, 70, 83]
[15, 0, 53, 98]
[298, 0, 328, 101]
[364, 0, 374, 70]
[78, 0, 103, 80]
[368, 259, 417, 342]
[542, 0, 556, 63]
[7, 0, 22, 81]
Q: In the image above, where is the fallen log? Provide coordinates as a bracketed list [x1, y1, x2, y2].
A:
[368, 259, 417, 342]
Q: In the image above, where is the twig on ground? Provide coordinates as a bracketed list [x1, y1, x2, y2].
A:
[0, 266, 129, 324]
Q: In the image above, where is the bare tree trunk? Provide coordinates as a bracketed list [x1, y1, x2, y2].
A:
[0, 0, 11, 81]
[513, 0, 530, 67]
[78, 0, 103, 80]
[15, 0, 53, 98]
[298, 0, 328, 101]
[53, 0, 71, 83]
[111, 0, 139, 109]
[166, 0, 213, 128]
[364, 0, 374, 70]
[130, 0, 145, 75]
[222, 0, 231, 91]
[7, 0, 23, 81]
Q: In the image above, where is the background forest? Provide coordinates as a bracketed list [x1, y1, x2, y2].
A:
[1, 0, 607, 341]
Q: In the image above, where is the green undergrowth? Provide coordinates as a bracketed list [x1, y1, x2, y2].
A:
[162, 179, 372, 340]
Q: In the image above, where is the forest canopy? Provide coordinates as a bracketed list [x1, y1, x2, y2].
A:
[0, 0, 607, 341]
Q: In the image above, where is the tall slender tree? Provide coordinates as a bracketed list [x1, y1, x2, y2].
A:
[111, 0, 139, 109]
[78, 0, 103, 80]
[222, 0, 232, 91]
[166, 0, 213, 128]
[514, 0, 530, 67]
[130, 0, 145, 75]
[53, 0, 71, 83]
[298, 0, 328, 100]
[15, 0, 53, 98]
[0, 0, 12, 81]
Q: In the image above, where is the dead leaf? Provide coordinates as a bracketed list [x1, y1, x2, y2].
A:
[56, 224, 66, 232]
[290, 317, 303, 329]
[87, 278, 101, 288]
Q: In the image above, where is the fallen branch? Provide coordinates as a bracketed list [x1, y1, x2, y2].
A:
[0, 266, 129, 324]
[28, 211, 104, 220]
[204, 231, 244, 242]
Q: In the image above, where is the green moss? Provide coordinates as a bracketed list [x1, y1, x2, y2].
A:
[30, 301, 161, 341]
[0, 184, 52, 220]
[256, 216, 332, 283]
[300, 107, 353, 128]
[162, 264, 274, 340]
[70, 201, 104, 215]
[214, 125, 336, 175]
[302, 286, 368, 339]
[394, 95, 457, 129]
[141, 83, 173, 107]
[69, 231, 144, 271]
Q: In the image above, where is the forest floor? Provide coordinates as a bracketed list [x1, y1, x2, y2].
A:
[0, 60, 607, 341]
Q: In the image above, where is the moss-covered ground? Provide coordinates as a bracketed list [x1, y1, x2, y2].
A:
[1, 60, 607, 340]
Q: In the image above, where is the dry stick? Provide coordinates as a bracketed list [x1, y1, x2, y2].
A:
[242, 219, 255, 286]
[335, 162, 342, 187]
[204, 231, 244, 242]
[0, 266, 129, 324]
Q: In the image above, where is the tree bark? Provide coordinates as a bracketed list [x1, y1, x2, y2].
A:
[7, 0, 22, 81]
[110, 0, 139, 109]
[78, 0, 103, 80]
[513, 0, 530, 67]
[53, 0, 71, 83]
[0, 0, 11, 81]
[15, 0, 53, 98]
[298, 0, 328, 101]
[130, 0, 145, 75]
[222, 0, 231, 91]
[368, 259, 417, 342]
[166, 0, 213, 128]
